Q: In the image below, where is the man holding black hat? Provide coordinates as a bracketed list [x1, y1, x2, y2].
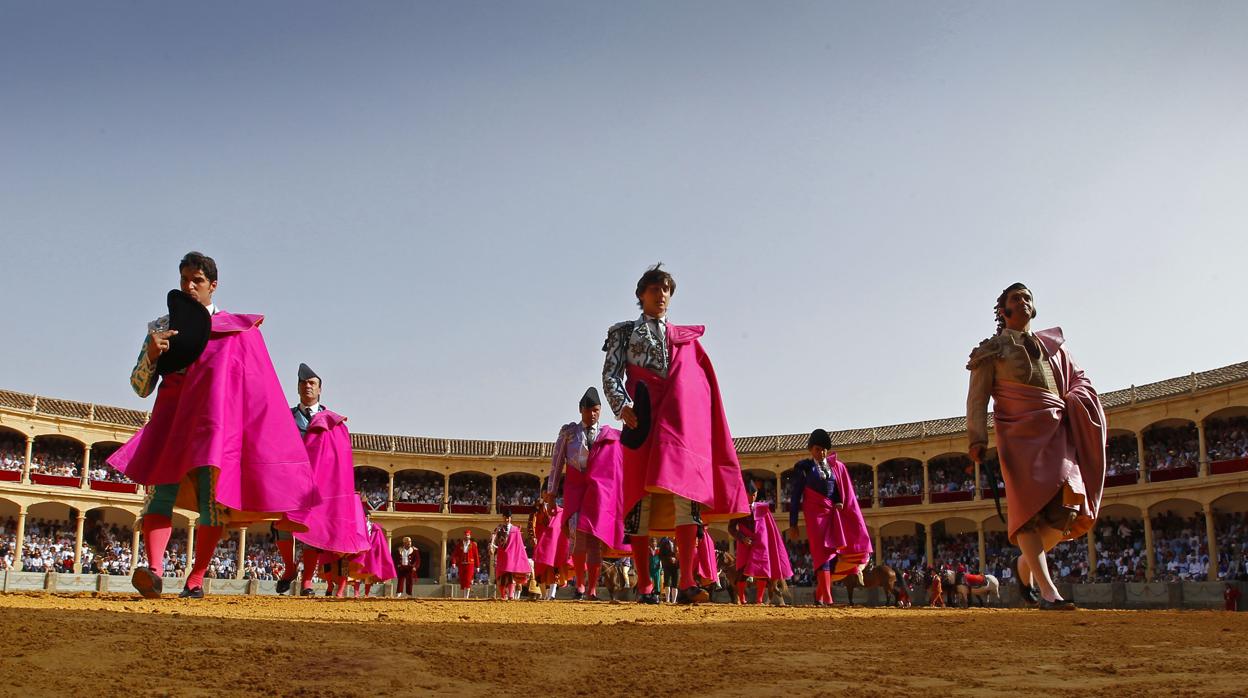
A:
[543, 387, 627, 601]
[109, 252, 317, 599]
[787, 429, 872, 606]
[602, 264, 749, 604]
[274, 363, 370, 596]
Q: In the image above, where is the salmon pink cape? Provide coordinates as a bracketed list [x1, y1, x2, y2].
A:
[108, 312, 317, 516]
[694, 526, 719, 583]
[623, 324, 748, 523]
[287, 410, 370, 555]
[735, 502, 794, 580]
[532, 504, 570, 572]
[801, 454, 872, 570]
[348, 522, 396, 582]
[993, 327, 1106, 543]
[562, 425, 630, 552]
[494, 525, 530, 575]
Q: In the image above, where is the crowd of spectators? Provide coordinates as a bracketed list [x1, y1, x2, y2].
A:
[849, 467, 872, 501]
[1143, 425, 1199, 473]
[1105, 435, 1139, 477]
[877, 460, 923, 499]
[87, 444, 131, 483]
[927, 456, 974, 495]
[354, 468, 389, 509]
[496, 475, 540, 509]
[881, 533, 924, 571]
[1214, 512, 1248, 580]
[448, 475, 490, 507]
[1, 432, 24, 472]
[0, 517, 77, 572]
[393, 471, 444, 505]
[1207, 416, 1248, 462]
[785, 539, 814, 586]
[29, 439, 82, 477]
[930, 531, 979, 571]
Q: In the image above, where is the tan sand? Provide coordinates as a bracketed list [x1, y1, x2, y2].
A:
[0, 593, 1242, 697]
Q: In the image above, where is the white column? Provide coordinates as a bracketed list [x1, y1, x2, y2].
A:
[14, 508, 27, 572]
[73, 510, 86, 573]
[1204, 503, 1219, 582]
[80, 444, 91, 489]
[236, 528, 248, 580]
[1197, 421, 1209, 477]
[21, 435, 33, 484]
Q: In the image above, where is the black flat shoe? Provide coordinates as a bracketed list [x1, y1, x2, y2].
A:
[179, 586, 204, 599]
[275, 578, 293, 595]
[300, 587, 315, 597]
[1038, 598, 1076, 611]
[131, 567, 163, 600]
[637, 592, 660, 605]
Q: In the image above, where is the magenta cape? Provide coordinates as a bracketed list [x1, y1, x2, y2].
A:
[993, 327, 1106, 543]
[348, 523, 396, 582]
[622, 324, 749, 523]
[287, 410, 370, 555]
[532, 505, 570, 570]
[735, 502, 794, 580]
[695, 527, 719, 582]
[108, 312, 317, 516]
[494, 525, 530, 575]
[801, 455, 872, 569]
[563, 425, 630, 553]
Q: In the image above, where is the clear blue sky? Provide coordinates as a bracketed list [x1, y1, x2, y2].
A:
[2, 1, 1245, 441]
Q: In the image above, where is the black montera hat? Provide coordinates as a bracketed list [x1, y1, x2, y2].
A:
[298, 363, 320, 385]
[579, 387, 601, 409]
[156, 290, 211, 375]
[620, 381, 652, 450]
[807, 428, 833, 450]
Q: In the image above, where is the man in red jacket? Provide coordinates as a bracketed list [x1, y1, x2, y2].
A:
[450, 531, 480, 599]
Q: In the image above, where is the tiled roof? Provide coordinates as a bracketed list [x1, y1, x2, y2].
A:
[0, 389, 35, 411]
[36, 397, 91, 420]
[4, 360, 1247, 459]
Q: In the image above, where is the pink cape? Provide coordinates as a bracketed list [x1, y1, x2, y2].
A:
[562, 425, 630, 552]
[622, 324, 749, 523]
[735, 502, 794, 580]
[287, 410, 370, 555]
[348, 523, 396, 582]
[532, 505, 570, 571]
[695, 527, 719, 582]
[494, 525, 530, 575]
[993, 327, 1106, 543]
[801, 455, 872, 570]
[108, 312, 317, 515]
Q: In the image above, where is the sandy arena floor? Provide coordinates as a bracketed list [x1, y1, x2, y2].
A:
[0, 593, 1242, 697]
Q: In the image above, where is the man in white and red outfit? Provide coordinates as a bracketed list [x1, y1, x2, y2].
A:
[393, 536, 420, 598]
[450, 531, 480, 599]
[542, 387, 627, 601]
[603, 264, 749, 605]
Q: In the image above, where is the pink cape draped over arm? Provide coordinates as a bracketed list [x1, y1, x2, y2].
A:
[532, 505, 570, 570]
[348, 523, 397, 582]
[286, 410, 370, 555]
[801, 455, 872, 569]
[563, 425, 631, 553]
[695, 526, 719, 582]
[107, 312, 317, 516]
[494, 526, 531, 575]
[622, 324, 749, 523]
[992, 327, 1106, 544]
[737, 502, 794, 580]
